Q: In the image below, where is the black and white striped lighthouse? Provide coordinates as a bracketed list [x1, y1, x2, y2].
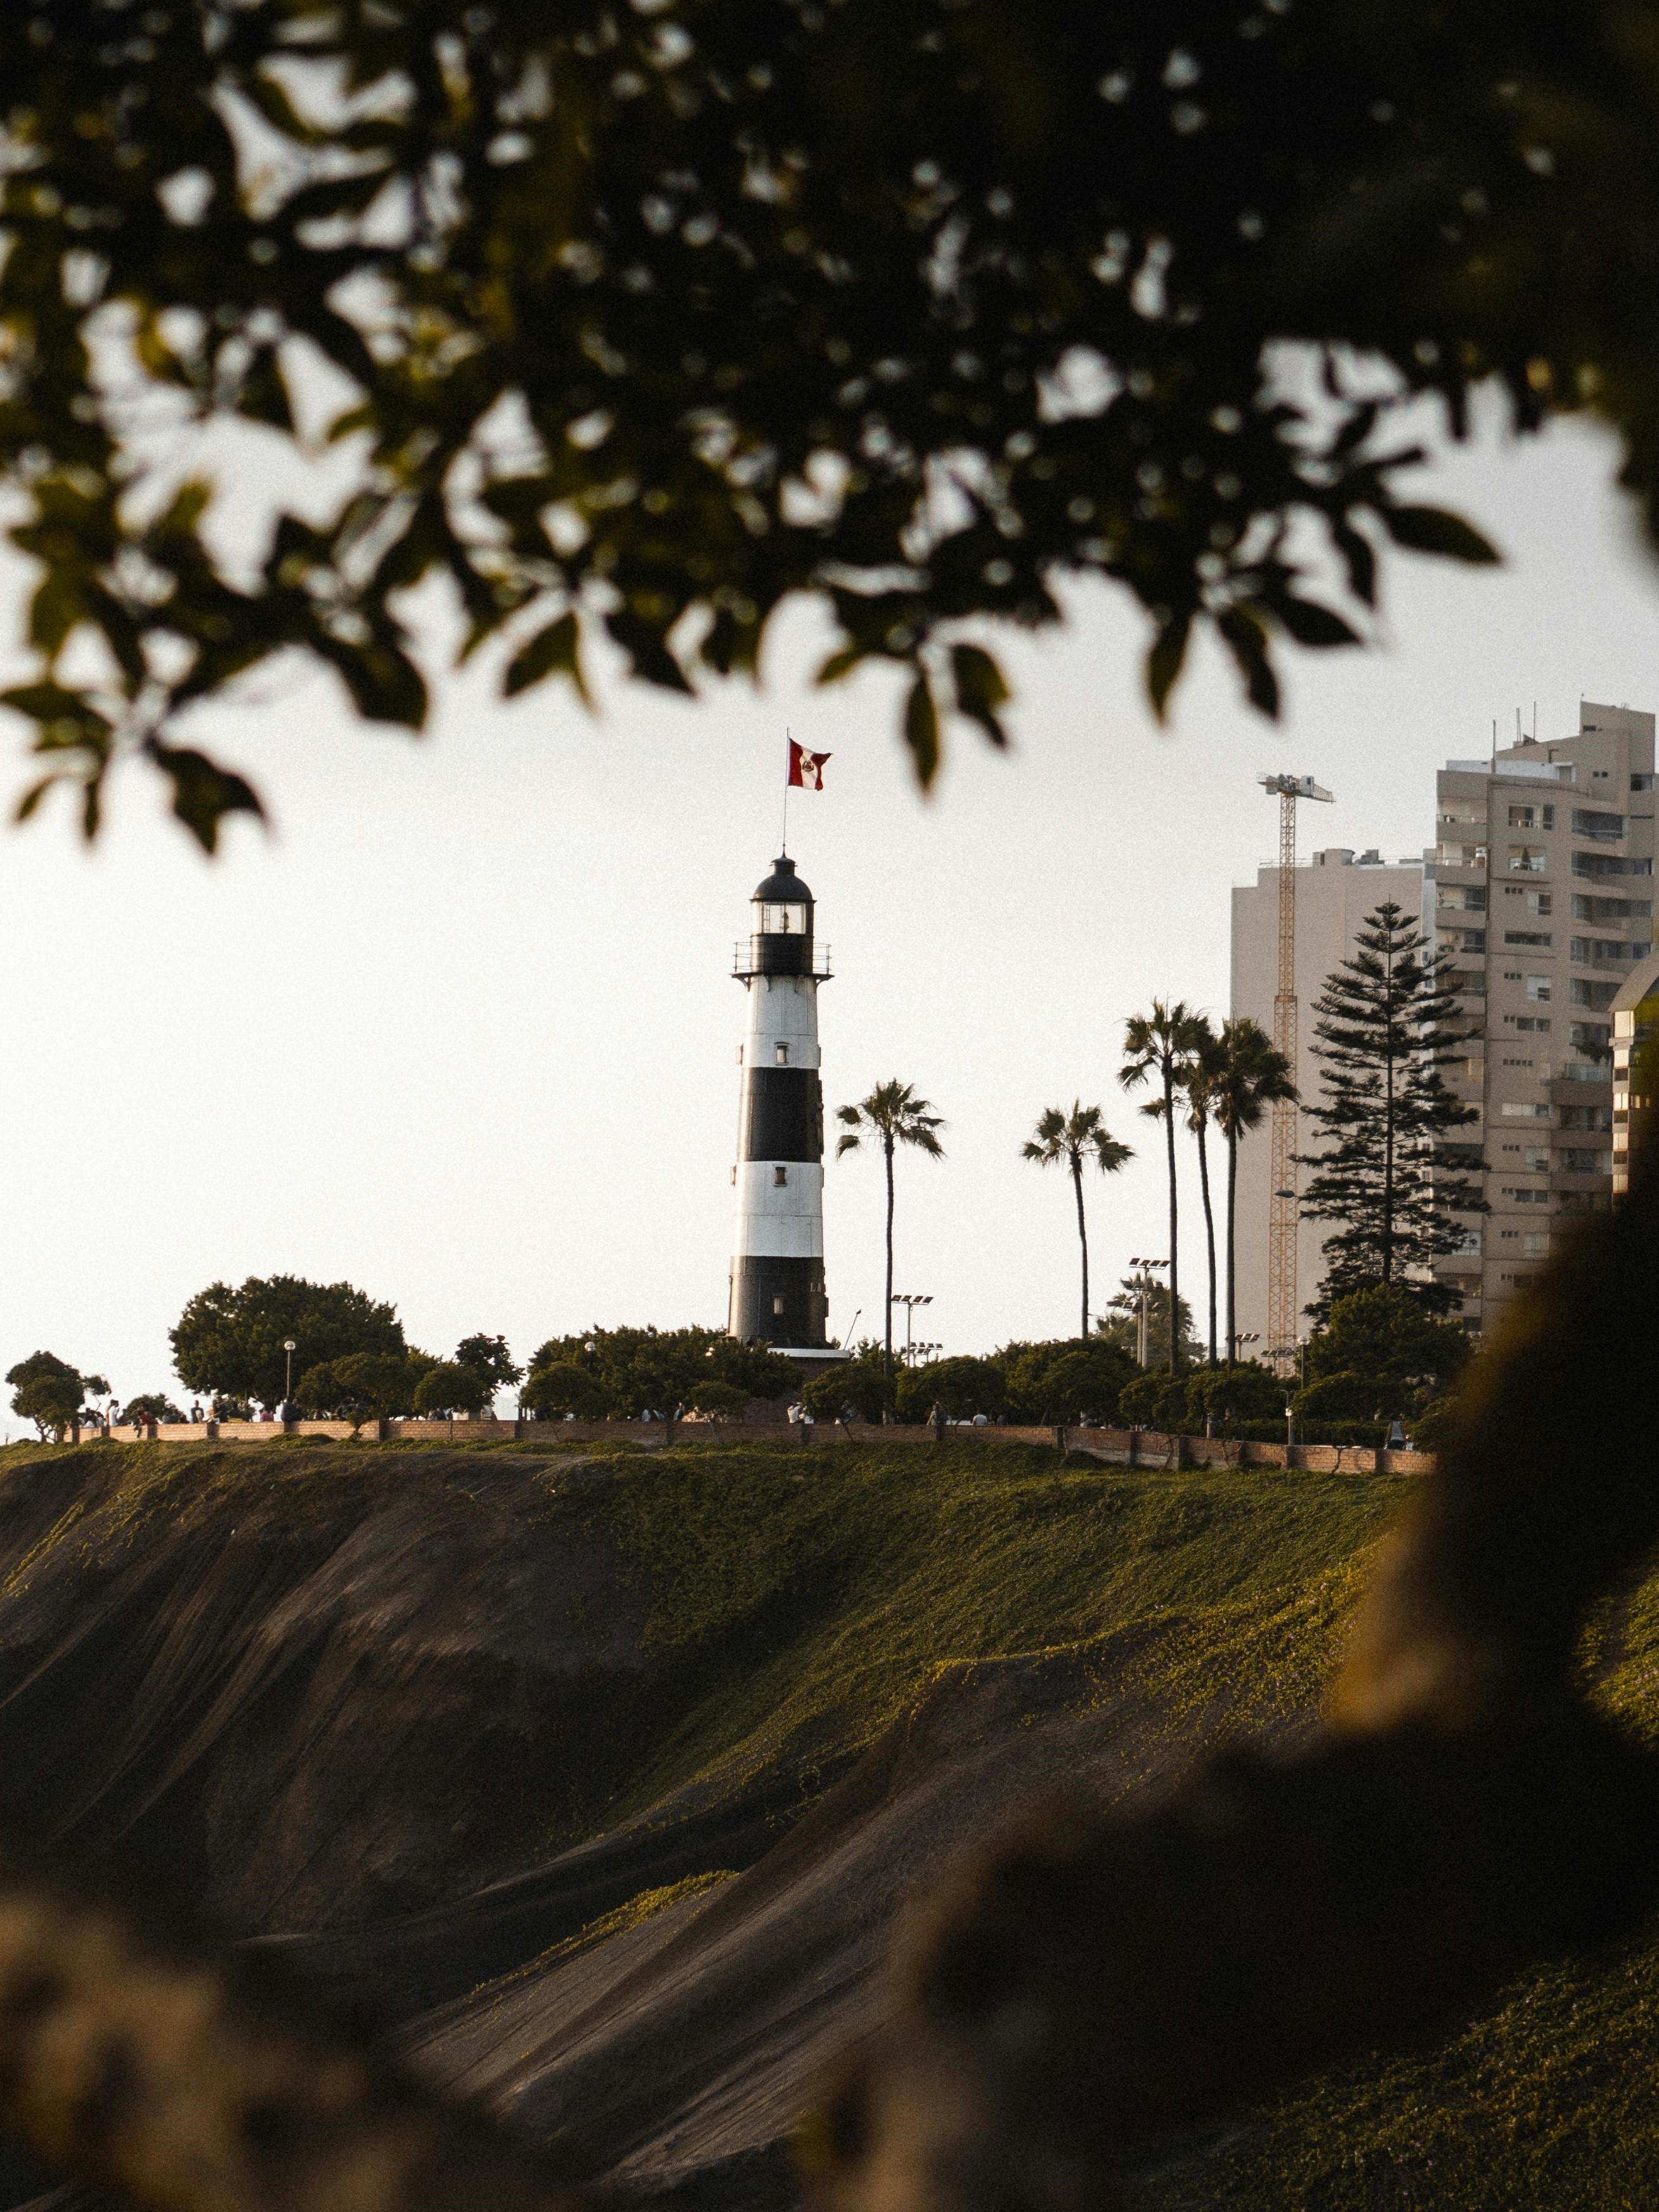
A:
[729, 856, 831, 1346]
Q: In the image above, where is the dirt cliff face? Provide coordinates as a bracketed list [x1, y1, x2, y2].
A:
[0, 1447, 665, 1930]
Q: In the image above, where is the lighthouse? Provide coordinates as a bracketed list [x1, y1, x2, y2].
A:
[729, 856, 831, 1347]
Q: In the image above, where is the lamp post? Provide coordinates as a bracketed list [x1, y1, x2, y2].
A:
[891, 1294, 933, 1367]
[282, 1339, 297, 1415]
[1128, 1258, 1168, 1370]
[1233, 1329, 1261, 1364]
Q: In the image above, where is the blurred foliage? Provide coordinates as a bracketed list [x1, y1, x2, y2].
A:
[520, 1324, 796, 1419]
[10, 2, 1658, 839]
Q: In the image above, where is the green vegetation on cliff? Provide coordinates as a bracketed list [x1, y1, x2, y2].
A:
[0, 1437, 1651, 2208]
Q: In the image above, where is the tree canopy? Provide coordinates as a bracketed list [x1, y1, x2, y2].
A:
[519, 1325, 795, 1419]
[170, 1273, 408, 1409]
[5, 1350, 108, 1438]
[8, 3, 1657, 842]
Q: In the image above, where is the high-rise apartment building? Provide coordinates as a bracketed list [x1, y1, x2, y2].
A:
[1427, 701, 1655, 1333]
[1230, 845, 1424, 1350]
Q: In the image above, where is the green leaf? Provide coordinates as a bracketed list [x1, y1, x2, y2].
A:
[1271, 596, 1362, 649]
[1218, 604, 1280, 717]
[903, 667, 940, 788]
[147, 743, 266, 856]
[1333, 520, 1377, 607]
[1146, 609, 1192, 722]
[815, 645, 864, 686]
[605, 609, 694, 694]
[238, 347, 294, 433]
[1379, 505, 1501, 564]
[502, 611, 591, 706]
[28, 571, 88, 658]
[949, 642, 1010, 747]
[315, 636, 428, 727]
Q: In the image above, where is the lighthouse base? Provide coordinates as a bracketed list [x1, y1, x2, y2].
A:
[729, 1255, 827, 1347]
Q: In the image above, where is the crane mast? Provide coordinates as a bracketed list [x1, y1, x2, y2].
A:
[1258, 774, 1334, 1374]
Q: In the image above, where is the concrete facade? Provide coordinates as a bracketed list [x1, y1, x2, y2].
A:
[1610, 947, 1659, 1196]
[1426, 701, 1655, 1334]
[1230, 845, 1425, 1346]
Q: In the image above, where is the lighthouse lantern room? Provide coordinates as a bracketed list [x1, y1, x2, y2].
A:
[729, 856, 831, 1348]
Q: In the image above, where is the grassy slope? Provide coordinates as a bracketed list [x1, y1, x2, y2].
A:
[2, 1438, 1654, 2204]
[570, 1441, 1395, 1821]
[1141, 1568, 1659, 2212]
[554, 1443, 1659, 2211]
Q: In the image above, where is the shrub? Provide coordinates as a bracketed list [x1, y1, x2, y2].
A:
[521, 1326, 796, 1421]
[520, 1362, 612, 1420]
[1185, 1363, 1287, 1435]
[1117, 1372, 1192, 1431]
[999, 1339, 1137, 1424]
[686, 1381, 749, 1420]
[802, 1344, 891, 1423]
[895, 1356, 1007, 1424]
[412, 1363, 492, 1417]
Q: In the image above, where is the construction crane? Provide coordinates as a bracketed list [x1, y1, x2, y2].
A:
[1258, 773, 1334, 1374]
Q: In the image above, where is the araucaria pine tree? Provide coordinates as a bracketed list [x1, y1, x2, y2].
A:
[1298, 902, 1485, 1315]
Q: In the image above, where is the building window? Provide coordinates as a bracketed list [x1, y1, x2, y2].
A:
[1508, 847, 1547, 873]
[1526, 975, 1551, 1001]
[1525, 1146, 1550, 1169]
[1528, 891, 1553, 915]
[1571, 978, 1618, 1010]
[1508, 803, 1554, 829]
[1523, 1232, 1552, 1257]
[1561, 1147, 1609, 1173]
[1571, 809, 1627, 841]
[1504, 930, 1552, 946]
[774, 1041, 790, 1064]
[1633, 772, 1656, 792]
[1501, 1187, 1549, 1204]
[774, 1164, 788, 1187]
[1514, 1016, 1551, 1032]
[772, 1294, 787, 1317]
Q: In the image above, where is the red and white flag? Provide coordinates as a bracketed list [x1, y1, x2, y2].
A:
[788, 739, 831, 790]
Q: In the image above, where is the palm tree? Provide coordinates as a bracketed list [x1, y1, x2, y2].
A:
[1022, 1102, 1133, 1341]
[1120, 1000, 1207, 1377]
[835, 1081, 946, 1384]
[1207, 1017, 1297, 1367]
[1179, 1020, 1223, 1367]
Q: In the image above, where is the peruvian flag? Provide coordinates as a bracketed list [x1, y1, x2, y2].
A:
[788, 739, 831, 790]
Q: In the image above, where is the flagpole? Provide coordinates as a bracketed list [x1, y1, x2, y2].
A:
[780, 727, 791, 855]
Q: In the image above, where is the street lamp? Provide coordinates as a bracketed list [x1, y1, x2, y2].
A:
[891, 1293, 933, 1365]
[1233, 1329, 1261, 1363]
[1128, 1258, 1168, 1370]
[282, 1339, 297, 1410]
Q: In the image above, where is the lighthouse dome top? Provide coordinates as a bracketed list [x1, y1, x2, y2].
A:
[751, 854, 813, 906]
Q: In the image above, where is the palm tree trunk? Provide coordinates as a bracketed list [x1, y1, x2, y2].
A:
[1071, 1152, 1089, 1340]
[1225, 1126, 1239, 1369]
[1195, 1119, 1218, 1367]
[1163, 1064, 1180, 1376]
[883, 1133, 896, 1394]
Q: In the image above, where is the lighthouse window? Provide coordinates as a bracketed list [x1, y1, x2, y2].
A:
[774, 1164, 788, 1187]
[772, 1294, 787, 1316]
[774, 1041, 790, 1064]
[761, 901, 808, 934]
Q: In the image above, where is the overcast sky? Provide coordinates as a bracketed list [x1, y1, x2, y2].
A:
[2, 396, 1657, 1410]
